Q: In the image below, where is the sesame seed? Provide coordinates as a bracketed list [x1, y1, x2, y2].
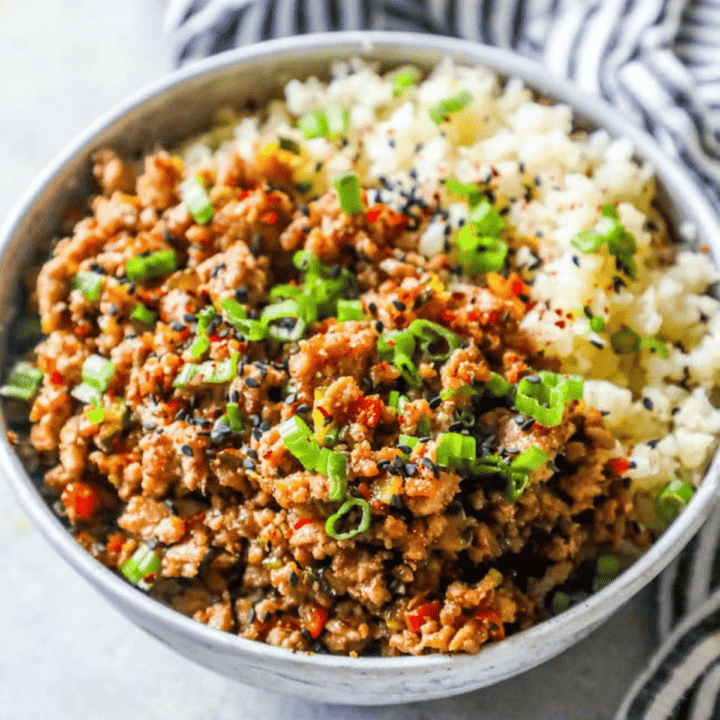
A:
[180, 444, 193, 457]
[642, 397, 654, 411]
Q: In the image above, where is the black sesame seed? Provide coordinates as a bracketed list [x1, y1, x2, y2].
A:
[374, 321, 384, 333]
[108, 302, 118, 316]
[404, 463, 417, 476]
[170, 321, 185, 332]
[252, 428, 263, 441]
[247, 449, 259, 460]
[422, 457, 436, 472]
[285, 392, 297, 405]
[289, 572, 298, 587]
[429, 396, 442, 410]
[647, 439, 660, 449]
[211, 263, 226, 278]
[642, 397, 654, 411]
[572, 255, 580, 267]
[296, 404, 311, 413]
[245, 377, 260, 388]
[180, 444, 193, 457]
[243, 458, 256, 471]
[398, 444, 412, 454]
[392, 299, 406, 311]
[590, 340, 604, 349]
[524, 374, 541, 383]
[390, 494, 404, 509]
[235, 286, 249, 302]
[263, 611, 272, 622]
[368, 301, 378, 314]
[142, 422, 156, 431]
[248, 608, 256, 623]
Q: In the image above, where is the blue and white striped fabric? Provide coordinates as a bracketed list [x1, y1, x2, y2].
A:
[164, 2, 720, 717]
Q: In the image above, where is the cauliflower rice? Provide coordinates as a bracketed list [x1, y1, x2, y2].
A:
[6, 58, 720, 656]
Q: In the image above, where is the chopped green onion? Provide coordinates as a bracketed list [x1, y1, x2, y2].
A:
[514, 371, 583, 427]
[189, 335, 210, 358]
[82, 354, 115, 393]
[510, 446, 547, 474]
[219, 298, 266, 341]
[200, 352, 239, 383]
[486, 372, 512, 397]
[131, 303, 156, 325]
[610, 328, 640, 355]
[336, 299, 364, 322]
[225, 403, 244, 432]
[73, 271, 103, 302]
[455, 226, 508, 274]
[326, 451, 348, 501]
[592, 575, 615, 592]
[261, 300, 306, 342]
[393, 70, 419, 98]
[589, 316, 606, 333]
[468, 198, 507, 237]
[417, 415, 431, 437]
[325, 498, 371, 540]
[278, 415, 321, 471]
[278, 137, 300, 154]
[440, 384, 482, 400]
[173, 363, 200, 388]
[656, 478, 695, 525]
[180, 174, 214, 225]
[323, 425, 340, 448]
[377, 328, 422, 388]
[639, 336, 670, 359]
[428, 90, 474, 125]
[85, 396, 104, 424]
[190, 306, 217, 357]
[570, 207, 637, 279]
[298, 106, 348, 140]
[0, 362, 43, 401]
[388, 390, 401, 408]
[506, 470, 529, 502]
[444, 179, 482, 207]
[126, 250, 177, 283]
[120, 543, 161, 590]
[334, 172, 364, 215]
[409, 319, 460, 362]
[436, 432, 476, 468]
[399, 434, 420, 452]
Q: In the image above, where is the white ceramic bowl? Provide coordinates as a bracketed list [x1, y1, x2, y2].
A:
[2, 31, 720, 705]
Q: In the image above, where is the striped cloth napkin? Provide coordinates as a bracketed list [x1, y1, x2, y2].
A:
[164, 1, 720, 717]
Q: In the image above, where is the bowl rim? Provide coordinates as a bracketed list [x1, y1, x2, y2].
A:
[3, 29, 720, 674]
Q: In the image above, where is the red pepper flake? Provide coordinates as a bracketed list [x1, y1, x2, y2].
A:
[511, 278, 525, 296]
[357, 482, 372, 501]
[405, 601, 441, 633]
[438, 310, 456, 325]
[262, 211, 277, 224]
[555, 320, 566, 329]
[238, 190, 250, 201]
[50, 371, 64, 386]
[607, 457, 631, 475]
[293, 518, 314, 531]
[701, 245, 710, 254]
[354, 396, 383, 427]
[106, 533, 124, 554]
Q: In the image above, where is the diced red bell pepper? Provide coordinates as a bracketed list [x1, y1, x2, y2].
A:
[308, 603, 329, 639]
[61, 481, 99, 521]
[474, 607, 505, 641]
[405, 601, 441, 633]
[607, 457, 631, 475]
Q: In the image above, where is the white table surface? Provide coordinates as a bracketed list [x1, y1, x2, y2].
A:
[0, 3, 658, 717]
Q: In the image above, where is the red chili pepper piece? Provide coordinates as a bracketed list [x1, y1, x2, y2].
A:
[405, 600, 441, 633]
[607, 457, 631, 475]
[50, 371, 64, 386]
[308, 603, 329, 639]
[474, 607, 505, 641]
[61, 481, 99, 521]
[293, 517, 314, 531]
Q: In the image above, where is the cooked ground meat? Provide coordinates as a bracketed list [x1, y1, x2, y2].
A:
[15, 140, 650, 659]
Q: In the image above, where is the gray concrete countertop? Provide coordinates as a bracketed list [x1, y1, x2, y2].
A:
[0, 3, 657, 717]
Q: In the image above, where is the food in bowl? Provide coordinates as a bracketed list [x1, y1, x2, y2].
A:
[4, 57, 720, 657]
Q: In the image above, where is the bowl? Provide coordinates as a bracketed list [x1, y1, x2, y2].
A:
[2, 31, 720, 705]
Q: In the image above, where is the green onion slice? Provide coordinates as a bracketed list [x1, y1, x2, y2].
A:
[436, 432, 476, 468]
[409, 319, 460, 362]
[417, 415, 431, 437]
[120, 543, 161, 590]
[444, 179, 483, 207]
[126, 250, 177, 283]
[278, 137, 300, 154]
[486, 372, 512, 397]
[0, 362, 43, 401]
[393, 70, 419, 98]
[468, 199, 507, 237]
[656, 478, 695, 525]
[336, 299, 364, 322]
[325, 498, 371, 540]
[180, 174, 214, 225]
[334, 171, 364, 215]
[455, 227, 508, 274]
[261, 300, 306, 342]
[219, 298, 266, 341]
[551, 590, 571, 615]
[85, 396, 105, 424]
[73, 271, 104, 302]
[514, 371, 583, 427]
[596, 555, 621, 577]
[131, 303, 156, 325]
[589, 316, 606, 333]
[298, 106, 349, 140]
[225, 403, 244, 432]
[82, 354, 115, 393]
[428, 90, 474, 125]
[278, 415, 321, 471]
[325, 105, 349, 137]
[639, 336, 670, 359]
